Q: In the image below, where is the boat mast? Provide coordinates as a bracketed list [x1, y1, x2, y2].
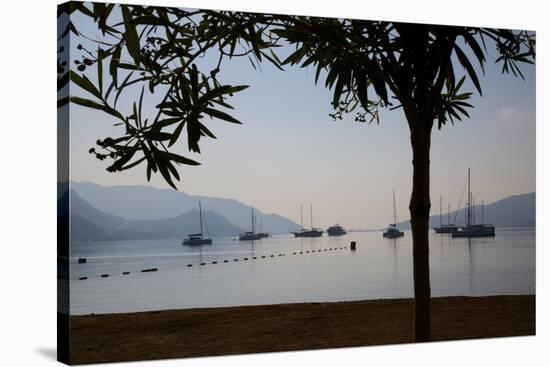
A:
[472, 196, 476, 225]
[482, 200, 484, 224]
[199, 201, 203, 236]
[310, 204, 313, 229]
[393, 189, 397, 228]
[467, 168, 471, 228]
[300, 205, 303, 230]
[448, 202, 451, 225]
[251, 207, 255, 234]
[439, 195, 443, 227]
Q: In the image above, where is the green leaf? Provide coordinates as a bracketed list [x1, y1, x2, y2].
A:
[121, 6, 141, 67]
[158, 150, 201, 166]
[204, 108, 242, 124]
[110, 45, 121, 87]
[169, 121, 186, 147]
[70, 96, 124, 120]
[70, 70, 102, 100]
[120, 156, 146, 171]
[454, 45, 482, 96]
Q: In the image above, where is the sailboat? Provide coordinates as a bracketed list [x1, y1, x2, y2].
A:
[434, 196, 458, 234]
[256, 216, 270, 239]
[452, 168, 495, 238]
[292, 205, 323, 237]
[239, 207, 263, 241]
[182, 201, 212, 245]
[383, 189, 404, 238]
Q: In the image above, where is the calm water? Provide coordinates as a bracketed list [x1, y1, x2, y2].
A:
[69, 228, 535, 315]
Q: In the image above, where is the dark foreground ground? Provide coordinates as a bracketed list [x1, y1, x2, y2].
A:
[69, 295, 535, 364]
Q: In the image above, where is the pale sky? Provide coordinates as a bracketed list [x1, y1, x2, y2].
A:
[68, 7, 536, 229]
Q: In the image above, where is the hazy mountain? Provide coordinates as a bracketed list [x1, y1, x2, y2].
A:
[396, 192, 535, 229]
[71, 214, 111, 241]
[119, 209, 245, 238]
[61, 190, 245, 241]
[71, 181, 299, 233]
[70, 190, 126, 231]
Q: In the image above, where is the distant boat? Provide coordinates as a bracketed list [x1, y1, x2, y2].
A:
[182, 202, 212, 245]
[256, 216, 270, 238]
[239, 207, 263, 241]
[434, 196, 458, 234]
[327, 224, 346, 236]
[383, 190, 404, 239]
[434, 224, 458, 234]
[292, 205, 323, 237]
[452, 168, 495, 238]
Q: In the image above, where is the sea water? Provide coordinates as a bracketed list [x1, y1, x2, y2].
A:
[69, 227, 535, 315]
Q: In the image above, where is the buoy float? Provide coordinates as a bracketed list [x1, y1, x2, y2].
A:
[78, 258, 87, 264]
[101, 274, 109, 278]
[79, 276, 87, 280]
[122, 271, 130, 275]
[350, 241, 356, 250]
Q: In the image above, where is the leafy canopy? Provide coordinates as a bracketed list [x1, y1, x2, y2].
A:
[60, 2, 535, 189]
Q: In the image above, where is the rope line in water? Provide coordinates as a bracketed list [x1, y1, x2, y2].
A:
[74, 246, 349, 281]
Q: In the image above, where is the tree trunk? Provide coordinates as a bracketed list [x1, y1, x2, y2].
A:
[409, 122, 432, 342]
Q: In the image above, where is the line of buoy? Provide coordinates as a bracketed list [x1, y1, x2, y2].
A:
[78, 245, 351, 279]
[141, 268, 158, 272]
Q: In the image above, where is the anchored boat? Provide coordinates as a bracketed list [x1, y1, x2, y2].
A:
[383, 189, 404, 239]
[452, 168, 495, 238]
[434, 196, 458, 234]
[292, 205, 323, 237]
[327, 224, 346, 236]
[182, 201, 212, 245]
[239, 207, 263, 241]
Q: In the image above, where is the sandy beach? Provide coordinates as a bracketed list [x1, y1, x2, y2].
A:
[68, 295, 535, 364]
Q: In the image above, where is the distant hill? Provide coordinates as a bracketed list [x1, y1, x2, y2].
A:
[119, 209, 245, 238]
[396, 192, 535, 229]
[71, 214, 111, 241]
[71, 181, 299, 234]
[61, 188, 246, 241]
[70, 190, 126, 231]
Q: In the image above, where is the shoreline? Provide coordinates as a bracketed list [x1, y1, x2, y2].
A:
[70, 295, 535, 364]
